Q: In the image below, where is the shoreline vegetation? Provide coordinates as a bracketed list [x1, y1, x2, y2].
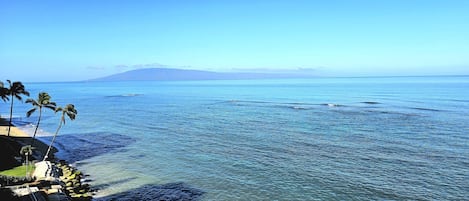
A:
[0, 80, 207, 201]
[0, 118, 93, 201]
[1, 80, 91, 201]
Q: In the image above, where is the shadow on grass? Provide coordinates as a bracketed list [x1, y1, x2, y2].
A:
[0, 136, 23, 171]
[95, 182, 205, 201]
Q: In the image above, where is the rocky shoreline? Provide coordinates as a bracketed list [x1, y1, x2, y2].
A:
[0, 123, 94, 201]
[57, 160, 93, 199]
[27, 160, 94, 200]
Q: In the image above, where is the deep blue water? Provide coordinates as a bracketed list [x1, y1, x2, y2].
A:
[4, 76, 469, 200]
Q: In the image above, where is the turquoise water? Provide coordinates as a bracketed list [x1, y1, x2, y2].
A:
[4, 76, 469, 200]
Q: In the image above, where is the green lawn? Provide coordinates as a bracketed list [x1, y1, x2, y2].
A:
[0, 164, 35, 177]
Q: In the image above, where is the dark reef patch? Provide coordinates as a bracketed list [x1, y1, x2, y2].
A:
[361, 101, 381, 105]
[39, 132, 136, 163]
[96, 183, 205, 201]
[410, 107, 441, 112]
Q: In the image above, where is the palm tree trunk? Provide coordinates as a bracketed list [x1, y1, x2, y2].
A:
[7, 95, 14, 137]
[25, 154, 29, 178]
[30, 108, 42, 147]
[43, 118, 63, 161]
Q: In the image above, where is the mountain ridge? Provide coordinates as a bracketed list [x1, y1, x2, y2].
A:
[88, 68, 314, 81]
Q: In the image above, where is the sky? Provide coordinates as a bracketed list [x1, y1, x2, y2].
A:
[1, 0, 469, 82]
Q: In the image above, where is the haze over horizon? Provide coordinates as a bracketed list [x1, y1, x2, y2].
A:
[1, 0, 469, 82]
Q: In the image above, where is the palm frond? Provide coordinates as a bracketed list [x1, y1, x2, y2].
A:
[38, 92, 51, 104]
[7, 81, 29, 101]
[25, 98, 38, 105]
[0, 88, 8, 101]
[44, 105, 57, 110]
[61, 104, 78, 123]
[20, 145, 34, 155]
[26, 108, 37, 117]
[55, 107, 63, 113]
[66, 113, 76, 120]
[15, 94, 23, 101]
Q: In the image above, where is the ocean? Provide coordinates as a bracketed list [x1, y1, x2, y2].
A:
[4, 76, 469, 200]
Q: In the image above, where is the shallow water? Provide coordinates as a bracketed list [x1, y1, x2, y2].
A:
[5, 76, 469, 200]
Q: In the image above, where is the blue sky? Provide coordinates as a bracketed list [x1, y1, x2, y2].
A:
[1, 0, 468, 81]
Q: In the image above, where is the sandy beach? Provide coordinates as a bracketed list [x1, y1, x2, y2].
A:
[0, 126, 30, 137]
[0, 118, 30, 137]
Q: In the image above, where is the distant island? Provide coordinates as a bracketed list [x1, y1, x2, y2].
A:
[88, 68, 315, 82]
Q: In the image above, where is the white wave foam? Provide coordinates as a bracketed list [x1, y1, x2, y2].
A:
[18, 124, 55, 137]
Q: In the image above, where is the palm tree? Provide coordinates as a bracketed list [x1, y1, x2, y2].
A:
[26, 92, 57, 147]
[20, 145, 34, 178]
[6, 80, 30, 136]
[43, 104, 77, 161]
[0, 81, 9, 118]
